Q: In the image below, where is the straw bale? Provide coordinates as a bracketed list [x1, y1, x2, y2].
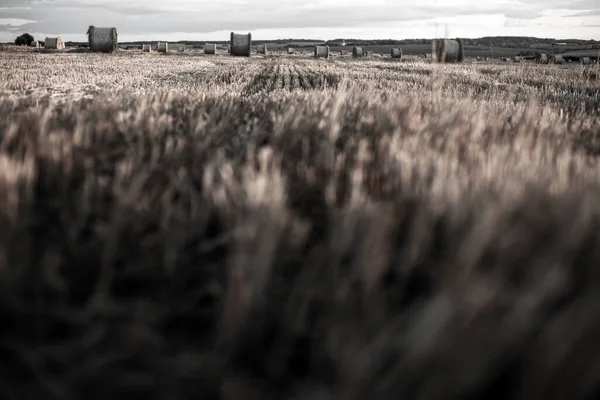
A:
[230, 32, 251, 57]
[157, 42, 168, 53]
[257, 44, 268, 55]
[314, 45, 330, 59]
[204, 43, 216, 55]
[432, 39, 464, 63]
[352, 46, 365, 57]
[536, 53, 549, 64]
[44, 37, 62, 50]
[87, 26, 118, 53]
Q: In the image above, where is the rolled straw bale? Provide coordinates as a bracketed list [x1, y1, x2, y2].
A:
[425, 53, 432, 59]
[287, 47, 295, 55]
[257, 44, 268, 55]
[44, 37, 62, 50]
[30, 41, 39, 48]
[204, 43, 216, 54]
[536, 53, 549, 64]
[157, 42, 168, 53]
[432, 39, 464, 63]
[230, 32, 251, 57]
[87, 26, 118, 53]
[391, 48, 402, 59]
[314, 45, 330, 59]
[580, 57, 591, 65]
[352, 46, 365, 57]
[552, 55, 564, 65]
[142, 44, 151, 52]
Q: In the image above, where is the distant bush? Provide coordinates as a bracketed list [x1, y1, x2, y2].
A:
[15, 33, 34, 46]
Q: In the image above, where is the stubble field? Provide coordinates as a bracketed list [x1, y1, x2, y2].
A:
[1, 48, 600, 399]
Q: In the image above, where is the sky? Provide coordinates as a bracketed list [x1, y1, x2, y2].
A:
[1, 0, 599, 43]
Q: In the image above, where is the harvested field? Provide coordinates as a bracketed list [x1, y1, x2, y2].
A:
[1, 48, 600, 399]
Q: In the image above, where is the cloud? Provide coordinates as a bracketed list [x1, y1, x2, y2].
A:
[1, 0, 599, 40]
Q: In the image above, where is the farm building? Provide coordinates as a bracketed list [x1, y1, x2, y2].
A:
[87, 26, 118, 53]
[44, 37, 63, 50]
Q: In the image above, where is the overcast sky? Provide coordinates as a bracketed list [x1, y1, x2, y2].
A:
[1, 0, 599, 42]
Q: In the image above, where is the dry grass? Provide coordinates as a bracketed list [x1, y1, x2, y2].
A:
[1, 49, 600, 399]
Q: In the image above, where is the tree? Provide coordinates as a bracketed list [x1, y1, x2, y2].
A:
[15, 33, 34, 46]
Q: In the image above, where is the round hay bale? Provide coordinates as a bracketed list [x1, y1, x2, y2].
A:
[30, 41, 39, 48]
[44, 37, 62, 50]
[142, 44, 151, 52]
[314, 45, 330, 59]
[257, 44, 268, 55]
[157, 42, 168, 53]
[552, 55, 564, 65]
[352, 46, 365, 58]
[512, 56, 523, 63]
[536, 53, 549, 64]
[87, 26, 118, 53]
[432, 39, 464, 63]
[287, 47, 295, 55]
[230, 32, 251, 57]
[580, 57, 591, 65]
[204, 43, 216, 55]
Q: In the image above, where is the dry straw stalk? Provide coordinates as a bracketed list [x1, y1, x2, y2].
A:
[87, 26, 118, 53]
